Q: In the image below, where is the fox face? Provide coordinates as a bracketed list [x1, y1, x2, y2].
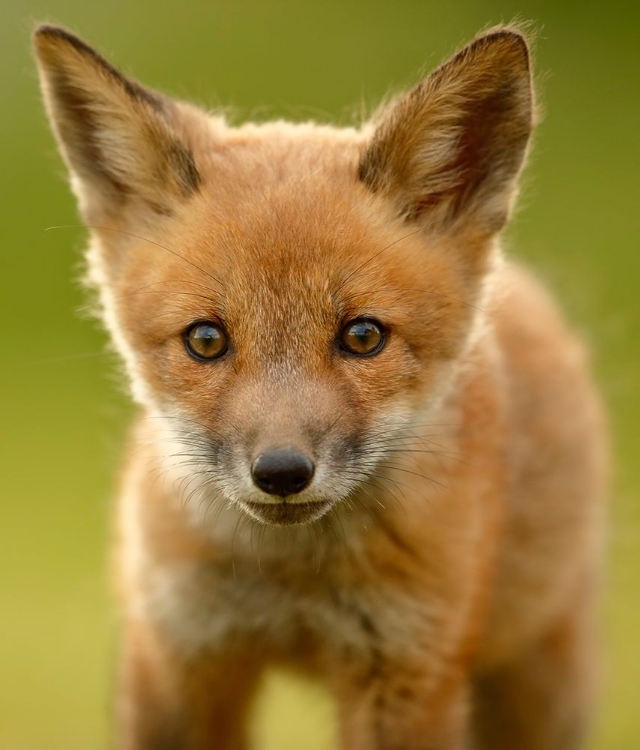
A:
[34, 26, 532, 526]
[102, 174, 479, 526]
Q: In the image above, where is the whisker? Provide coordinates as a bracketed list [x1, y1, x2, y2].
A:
[45, 224, 224, 291]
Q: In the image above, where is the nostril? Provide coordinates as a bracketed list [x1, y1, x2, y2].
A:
[290, 476, 308, 492]
[251, 448, 315, 497]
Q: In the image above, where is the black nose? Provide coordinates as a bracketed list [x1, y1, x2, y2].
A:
[251, 448, 315, 497]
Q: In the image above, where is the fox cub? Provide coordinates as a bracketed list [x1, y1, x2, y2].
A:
[35, 24, 606, 750]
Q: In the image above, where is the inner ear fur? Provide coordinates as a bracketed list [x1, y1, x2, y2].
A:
[359, 28, 534, 235]
[33, 25, 201, 218]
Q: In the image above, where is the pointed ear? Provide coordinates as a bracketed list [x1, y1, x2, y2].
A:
[33, 25, 201, 220]
[359, 28, 534, 235]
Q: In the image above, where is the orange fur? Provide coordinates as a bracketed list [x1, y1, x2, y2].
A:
[35, 24, 607, 749]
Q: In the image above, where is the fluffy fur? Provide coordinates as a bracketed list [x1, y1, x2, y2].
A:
[35, 23, 607, 750]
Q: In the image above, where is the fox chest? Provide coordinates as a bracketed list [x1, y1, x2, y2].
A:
[138, 560, 425, 660]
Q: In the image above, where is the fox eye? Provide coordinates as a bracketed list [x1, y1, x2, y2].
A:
[184, 322, 228, 361]
[340, 318, 386, 357]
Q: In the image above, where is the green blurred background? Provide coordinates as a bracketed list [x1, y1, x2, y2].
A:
[1, 1, 638, 748]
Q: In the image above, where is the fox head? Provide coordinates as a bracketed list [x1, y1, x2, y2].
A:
[34, 25, 533, 526]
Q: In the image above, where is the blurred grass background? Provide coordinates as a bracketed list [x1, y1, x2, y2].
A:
[1, 0, 638, 748]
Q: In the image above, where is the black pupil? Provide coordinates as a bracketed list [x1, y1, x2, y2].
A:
[343, 319, 383, 355]
[352, 321, 377, 344]
[196, 326, 217, 344]
[189, 324, 225, 357]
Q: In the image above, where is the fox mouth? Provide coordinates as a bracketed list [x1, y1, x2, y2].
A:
[241, 499, 332, 526]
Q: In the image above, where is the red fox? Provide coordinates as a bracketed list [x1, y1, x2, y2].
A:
[34, 24, 607, 749]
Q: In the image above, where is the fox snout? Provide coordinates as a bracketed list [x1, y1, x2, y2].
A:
[251, 448, 315, 497]
[174, 375, 374, 526]
[245, 446, 326, 524]
[237, 436, 340, 525]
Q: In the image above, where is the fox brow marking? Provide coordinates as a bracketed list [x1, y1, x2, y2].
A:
[44, 224, 224, 291]
[110, 284, 223, 307]
[45, 223, 479, 315]
[339, 285, 485, 315]
[332, 226, 425, 298]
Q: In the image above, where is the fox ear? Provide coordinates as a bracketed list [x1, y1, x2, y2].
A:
[33, 25, 201, 219]
[359, 28, 534, 235]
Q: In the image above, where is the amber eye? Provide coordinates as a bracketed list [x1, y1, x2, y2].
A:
[184, 322, 228, 361]
[339, 318, 386, 356]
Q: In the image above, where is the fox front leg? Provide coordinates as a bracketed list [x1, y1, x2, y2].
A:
[116, 623, 261, 750]
[334, 659, 470, 750]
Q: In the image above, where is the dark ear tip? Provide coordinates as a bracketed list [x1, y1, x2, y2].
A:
[33, 24, 95, 61]
[34, 24, 72, 45]
[480, 26, 529, 43]
[473, 26, 531, 63]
